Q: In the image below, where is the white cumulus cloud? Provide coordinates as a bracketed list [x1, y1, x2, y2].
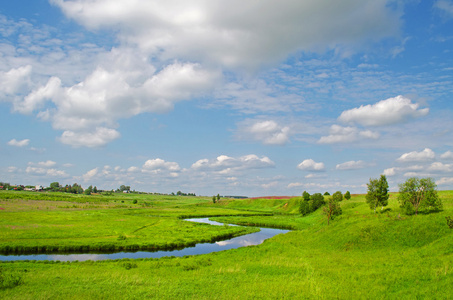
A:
[82, 168, 99, 182]
[383, 167, 397, 176]
[191, 154, 274, 173]
[336, 160, 371, 170]
[437, 177, 453, 185]
[51, 0, 401, 70]
[143, 159, 181, 173]
[7, 139, 30, 147]
[396, 148, 436, 163]
[59, 127, 121, 148]
[240, 120, 291, 145]
[297, 159, 325, 171]
[0, 65, 32, 96]
[427, 162, 453, 172]
[338, 95, 429, 126]
[440, 150, 453, 160]
[318, 125, 379, 144]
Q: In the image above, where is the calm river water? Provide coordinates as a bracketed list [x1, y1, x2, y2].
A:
[0, 218, 289, 262]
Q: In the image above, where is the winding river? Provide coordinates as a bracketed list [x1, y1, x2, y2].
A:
[0, 218, 290, 262]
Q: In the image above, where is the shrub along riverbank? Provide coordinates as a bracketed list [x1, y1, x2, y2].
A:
[0, 191, 452, 299]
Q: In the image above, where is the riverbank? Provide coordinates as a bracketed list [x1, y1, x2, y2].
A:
[0, 218, 288, 261]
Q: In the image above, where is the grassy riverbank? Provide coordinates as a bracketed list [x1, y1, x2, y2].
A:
[1, 191, 452, 299]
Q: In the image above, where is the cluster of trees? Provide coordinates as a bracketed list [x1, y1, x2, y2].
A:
[49, 182, 85, 194]
[366, 175, 442, 215]
[300, 175, 443, 225]
[212, 194, 221, 203]
[176, 191, 196, 196]
[299, 190, 348, 223]
[299, 192, 326, 216]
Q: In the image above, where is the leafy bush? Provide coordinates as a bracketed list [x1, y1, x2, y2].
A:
[332, 191, 343, 202]
[299, 201, 311, 216]
[344, 191, 351, 200]
[299, 193, 325, 216]
[310, 193, 325, 211]
[302, 191, 310, 201]
[398, 177, 442, 215]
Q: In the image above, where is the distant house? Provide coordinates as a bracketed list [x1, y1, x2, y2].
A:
[36, 185, 43, 191]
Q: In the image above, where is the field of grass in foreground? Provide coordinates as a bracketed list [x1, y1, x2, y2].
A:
[1, 191, 452, 299]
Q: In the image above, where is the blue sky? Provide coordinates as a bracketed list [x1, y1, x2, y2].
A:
[1, 0, 453, 196]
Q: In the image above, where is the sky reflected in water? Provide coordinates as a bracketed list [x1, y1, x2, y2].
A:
[0, 218, 289, 262]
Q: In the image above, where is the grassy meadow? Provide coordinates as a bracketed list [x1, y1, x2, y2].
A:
[0, 190, 452, 299]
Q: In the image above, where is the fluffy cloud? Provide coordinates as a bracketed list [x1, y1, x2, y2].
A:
[440, 150, 453, 160]
[338, 95, 429, 126]
[427, 162, 453, 172]
[0, 65, 32, 96]
[239, 120, 290, 145]
[82, 168, 99, 182]
[437, 177, 453, 185]
[383, 167, 397, 176]
[435, 0, 453, 18]
[192, 154, 275, 173]
[51, 0, 401, 69]
[59, 127, 121, 148]
[5, 1, 404, 148]
[336, 160, 370, 170]
[31, 160, 57, 168]
[297, 159, 325, 171]
[143, 159, 181, 173]
[25, 160, 66, 178]
[318, 125, 379, 144]
[23, 60, 218, 147]
[396, 148, 436, 163]
[7, 138, 30, 147]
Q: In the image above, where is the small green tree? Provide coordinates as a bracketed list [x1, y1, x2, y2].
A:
[324, 191, 330, 196]
[332, 191, 343, 202]
[84, 185, 93, 195]
[216, 194, 221, 201]
[50, 182, 60, 191]
[323, 197, 342, 225]
[299, 200, 310, 216]
[302, 191, 310, 201]
[212, 196, 216, 204]
[398, 177, 442, 215]
[366, 175, 389, 213]
[344, 191, 351, 200]
[310, 193, 325, 211]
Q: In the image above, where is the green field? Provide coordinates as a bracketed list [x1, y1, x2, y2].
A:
[1, 190, 452, 299]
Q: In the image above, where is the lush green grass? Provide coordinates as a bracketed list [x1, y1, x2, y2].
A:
[0, 193, 261, 254]
[0, 191, 452, 299]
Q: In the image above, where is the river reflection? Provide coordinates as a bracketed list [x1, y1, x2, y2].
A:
[0, 218, 289, 262]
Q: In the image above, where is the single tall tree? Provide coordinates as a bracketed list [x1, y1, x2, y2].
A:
[398, 177, 442, 215]
[323, 197, 342, 225]
[302, 191, 310, 201]
[344, 191, 351, 200]
[366, 175, 389, 213]
[332, 191, 343, 202]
